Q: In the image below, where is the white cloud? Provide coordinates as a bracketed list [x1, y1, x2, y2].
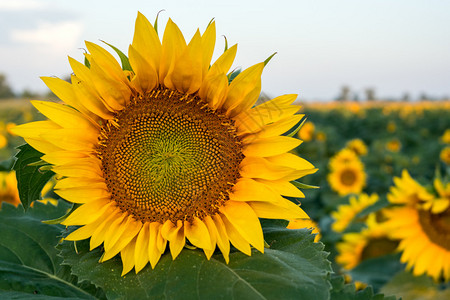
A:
[0, 0, 47, 11]
[10, 20, 84, 52]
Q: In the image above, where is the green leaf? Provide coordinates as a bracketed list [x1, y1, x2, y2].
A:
[349, 253, 404, 291]
[60, 223, 332, 299]
[12, 144, 55, 210]
[84, 56, 91, 69]
[101, 40, 133, 72]
[329, 276, 398, 300]
[285, 116, 306, 138]
[291, 180, 319, 190]
[43, 203, 81, 225]
[227, 68, 241, 83]
[0, 202, 105, 299]
[380, 271, 450, 300]
[263, 52, 277, 66]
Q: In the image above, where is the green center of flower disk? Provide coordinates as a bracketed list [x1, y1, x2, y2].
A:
[419, 208, 450, 250]
[97, 88, 244, 223]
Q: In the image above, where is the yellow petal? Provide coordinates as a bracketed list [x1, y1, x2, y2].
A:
[42, 151, 89, 165]
[24, 137, 63, 154]
[120, 239, 136, 276]
[243, 136, 301, 157]
[242, 114, 303, 141]
[128, 44, 158, 93]
[212, 215, 230, 263]
[31, 101, 95, 130]
[89, 209, 120, 250]
[240, 156, 300, 180]
[201, 21, 216, 78]
[102, 217, 142, 261]
[149, 222, 163, 268]
[41, 128, 97, 152]
[220, 201, 264, 253]
[65, 213, 109, 241]
[184, 217, 212, 250]
[159, 18, 186, 85]
[248, 199, 309, 219]
[221, 213, 251, 256]
[132, 12, 162, 73]
[161, 220, 185, 259]
[61, 198, 112, 225]
[10, 120, 61, 139]
[266, 153, 315, 170]
[256, 179, 305, 198]
[203, 216, 218, 259]
[55, 187, 110, 204]
[166, 30, 203, 94]
[229, 178, 283, 202]
[198, 72, 229, 109]
[134, 222, 150, 273]
[222, 62, 264, 117]
[209, 44, 237, 76]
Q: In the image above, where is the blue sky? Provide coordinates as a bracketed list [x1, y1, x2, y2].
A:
[0, 0, 449, 101]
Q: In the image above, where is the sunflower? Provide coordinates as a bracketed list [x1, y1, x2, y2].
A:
[386, 121, 396, 133]
[287, 218, 321, 242]
[328, 148, 359, 171]
[346, 139, 368, 156]
[331, 193, 378, 233]
[384, 206, 450, 281]
[0, 133, 7, 149]
[297, 121, 315, 142]
[441, 129, 450, 144]
[422, 178, 450, 214]
[0, 171, 20, 207]
[328, 160, 366, 196]
[336, 213, 397, 270]
[12, 13, 317, 275]
[387, 170, 434, 207]
[440, 146, 450, 165]
[386, 138, 401, 152]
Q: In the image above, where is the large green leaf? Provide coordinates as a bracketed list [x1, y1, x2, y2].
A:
[12, 143, 55, 210]
[0, 202, 105, 299]
[60, 223, 332, 299]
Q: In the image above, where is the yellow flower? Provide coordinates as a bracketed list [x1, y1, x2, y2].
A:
[12, 13, 317, 275]
[346, 139, 368, 156]
[440, 147, 450, 165]
[316, 131, 327, 142]
[386, 139, 401, 152]
[422, 178, 450, 214]
[287, 218, 321, 242]
[336, 213, 397, 270]
[298, 121, 315, 142]
[0, 133, 7, 149]
[0, 171, 21, 207]
[331, 193, 379, 232]
[386, 121, 396, 133]
[384, 206, 450, 281]
[441, 129, 450, 144]
[329, 148, 359, 171]
[388, 170, 434, 207]
[328, 160, 366, 196]
[6, 122, 17, 135]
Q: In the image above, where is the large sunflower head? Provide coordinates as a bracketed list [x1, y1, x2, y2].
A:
[331, 193, 379, 233]
[12, 13, 317, 275]
[327, 160, 366, 196]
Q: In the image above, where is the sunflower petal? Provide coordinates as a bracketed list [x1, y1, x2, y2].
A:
[132, 12, 162, 73]
[134, 222, 150, 273]
[184, 217, 212, 250]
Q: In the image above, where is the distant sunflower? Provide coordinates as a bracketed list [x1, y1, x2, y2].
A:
[287, 218, 321, 242]
[441, 129, 450, 144]
[386, 139, 401, 152]
[328, 160, 366, 196]
[384, 206, 450, 281]
[331, 193, 378, 233]
[440, 147, 450, 165]
[0, 171, 20, 207]
[297, 121, 315, 142]
[336, 213, 397, 270]
[0, 133, 7, 149]
[328, 148, 359, 171]
[346, 139, 368, 156]
[12, 13, 316, 275]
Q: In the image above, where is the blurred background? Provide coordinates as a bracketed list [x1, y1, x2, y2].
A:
[0, 0, 450, 101]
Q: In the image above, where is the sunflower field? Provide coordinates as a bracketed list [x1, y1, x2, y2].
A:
[1, 13, 450, 300]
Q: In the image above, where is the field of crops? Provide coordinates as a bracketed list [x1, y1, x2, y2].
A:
[1, 98, 450, 299]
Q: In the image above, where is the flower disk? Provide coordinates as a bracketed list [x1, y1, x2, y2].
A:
[98, 88, 243, 223]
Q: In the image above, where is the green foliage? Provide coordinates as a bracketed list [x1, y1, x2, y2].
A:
[0, 202, 105, 299]
[59, 223, 331, 300]
[102, 41, 133, 72]
[329, 276, 398, 300]
[12, 144, 54, 210]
